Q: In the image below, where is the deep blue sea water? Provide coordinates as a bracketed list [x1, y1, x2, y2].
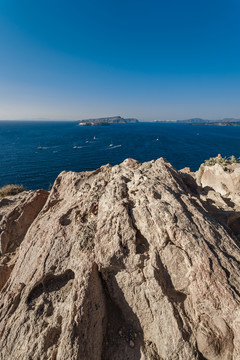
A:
[0, 121, 240, 190]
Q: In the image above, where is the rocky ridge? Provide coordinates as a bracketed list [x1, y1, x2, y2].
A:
[0, 158, 240, 359]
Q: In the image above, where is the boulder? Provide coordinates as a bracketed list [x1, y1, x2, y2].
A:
[199, 163, 240, 199]
[197, 163, 240, 237]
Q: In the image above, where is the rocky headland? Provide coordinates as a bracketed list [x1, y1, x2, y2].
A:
[0, 158, 240, 359]
[155, 118, 240, 126]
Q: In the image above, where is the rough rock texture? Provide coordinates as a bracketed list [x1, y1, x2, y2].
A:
[0, 158, 240, 360]
[199, 163, 240, 205]
[0, 190, 49, 291]
[196, 163, 240, 238]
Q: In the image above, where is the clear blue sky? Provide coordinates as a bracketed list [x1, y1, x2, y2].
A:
[0, 0, 240, 120]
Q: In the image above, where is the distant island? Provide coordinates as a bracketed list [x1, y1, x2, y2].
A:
[77, 116, 240, 126]
[154, 118, 240, 126]
[78, 116, 139, 126]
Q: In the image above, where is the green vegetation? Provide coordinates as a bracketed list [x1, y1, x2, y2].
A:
[203, 155, 240, 167]
[0, 184, 24, 198]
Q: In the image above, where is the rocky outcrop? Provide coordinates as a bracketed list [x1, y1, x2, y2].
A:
[0, 158, 240, 359]
[199, 163, 240, 200]
[196, 163, 240, 238]
[0, 190, 49, 290]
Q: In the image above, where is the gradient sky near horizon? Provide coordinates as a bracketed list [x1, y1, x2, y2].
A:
[0, 0, 240, 121]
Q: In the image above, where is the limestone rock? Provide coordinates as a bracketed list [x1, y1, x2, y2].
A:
[197, 163, 240, 237]
[199, 163, 240, 202]
[0, 159, 240, 359]
[0, 190, 49, 290]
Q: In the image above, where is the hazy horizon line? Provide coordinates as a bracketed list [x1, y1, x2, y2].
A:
[1, 115, 240, 122]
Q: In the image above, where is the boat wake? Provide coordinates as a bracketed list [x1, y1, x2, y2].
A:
[106, 145, 122, 149]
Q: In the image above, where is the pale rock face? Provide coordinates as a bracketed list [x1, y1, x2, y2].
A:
[200, 163, 240, 199]
[0, 158, 240, 360]
[0, 190, 49, 290]
[198, 163, 240, 237]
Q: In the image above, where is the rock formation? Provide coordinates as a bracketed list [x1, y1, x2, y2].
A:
[0, 190, 49, 291]
[0, 158, 240, 359]
[195, 163, 240, 239]
[198, 163, 240, 202]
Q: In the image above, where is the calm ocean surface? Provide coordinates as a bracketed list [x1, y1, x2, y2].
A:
[0, 121, 240, 190]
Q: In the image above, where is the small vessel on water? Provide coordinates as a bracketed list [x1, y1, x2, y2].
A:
[107, 144, 122, 150]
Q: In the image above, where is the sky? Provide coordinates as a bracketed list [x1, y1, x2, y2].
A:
[0, 0, 240, 121]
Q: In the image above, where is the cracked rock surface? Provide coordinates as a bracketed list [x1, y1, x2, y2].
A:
[0, 158, 240, 360]
[0, 190, 49, 291]
[194, 164, 240, 239]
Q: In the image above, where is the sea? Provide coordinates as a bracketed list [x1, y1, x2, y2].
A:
[0, 121, 240, 190]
